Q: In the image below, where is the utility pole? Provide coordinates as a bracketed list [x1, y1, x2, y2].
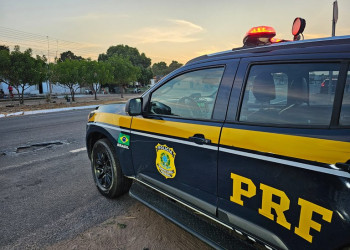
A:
[329, 1, 338, 97]
[332, 0, 338, 36]
[55, 40, 58, 62]
[47, 36, 52, 97]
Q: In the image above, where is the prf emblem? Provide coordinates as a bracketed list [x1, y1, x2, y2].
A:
[155, 144, 176, 179]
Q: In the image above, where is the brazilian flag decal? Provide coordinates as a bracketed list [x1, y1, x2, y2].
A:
[118, 133, 130, 146]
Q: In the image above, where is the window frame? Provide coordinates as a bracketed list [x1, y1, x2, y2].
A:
[234, 60, 349, 129]
[332, 62, 350, 128]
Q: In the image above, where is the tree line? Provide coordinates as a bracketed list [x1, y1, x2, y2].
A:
[0, 45, 47, 104]
[0, 44, 183, 104]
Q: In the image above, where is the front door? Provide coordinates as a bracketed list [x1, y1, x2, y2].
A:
[130, 66, 230, 215]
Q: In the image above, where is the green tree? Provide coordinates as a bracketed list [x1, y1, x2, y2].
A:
[152, 61, 168, 76]
[139, 67, 153, 86]
[152, 61, 183, 77]
[78, 60, 113, 100]
[51, 59, 80, 102]
[35, 54, 48, 95]
[0, 45, 10, 84]
[94, 61, 114, 100]
[58, 50, 83, 62]
[107, 55, 140, 98]
[3, 46, 47, 104]
[166, 61, 183, 74]
[99, 45, 152, 85]
[76, 60, 90, 90]
[0, 45, 10, 53]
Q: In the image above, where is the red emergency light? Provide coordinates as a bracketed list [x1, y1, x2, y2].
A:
[243, 26, 276, 47]
[270, 37, 289, 44]
[292, 17, 306, 40]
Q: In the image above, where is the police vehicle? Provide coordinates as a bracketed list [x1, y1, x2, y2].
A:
[86, 18, 350, 249]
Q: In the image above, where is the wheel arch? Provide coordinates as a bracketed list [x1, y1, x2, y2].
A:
[86, 124, 135, 176]
[86, 127, 111, 160]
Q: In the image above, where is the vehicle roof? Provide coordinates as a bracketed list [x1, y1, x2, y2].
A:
[186, 35, 350, 65]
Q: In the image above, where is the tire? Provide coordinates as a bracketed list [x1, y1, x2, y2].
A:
[91, 138, 131, 198]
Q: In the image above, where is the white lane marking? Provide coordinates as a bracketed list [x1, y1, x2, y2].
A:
[70, 147, 86, 153]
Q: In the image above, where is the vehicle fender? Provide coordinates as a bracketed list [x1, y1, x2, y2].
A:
[86, 123, 135, 176]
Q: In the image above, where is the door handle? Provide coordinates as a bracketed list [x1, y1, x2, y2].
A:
[335, 161, 350, 173]
[189, 134, 211, 145]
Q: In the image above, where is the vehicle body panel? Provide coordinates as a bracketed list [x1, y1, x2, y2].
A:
[217, 49, 350, 249]
[86, 37, 350, 249]
[129, 60, 239, 215]
[86, 104, 134, 176]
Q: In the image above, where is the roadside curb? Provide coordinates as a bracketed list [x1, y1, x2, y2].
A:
[0, 104, 100, 118]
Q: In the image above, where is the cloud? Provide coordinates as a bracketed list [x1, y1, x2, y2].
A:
[170, 19, 204, 32]
[127, 19, 205, 44]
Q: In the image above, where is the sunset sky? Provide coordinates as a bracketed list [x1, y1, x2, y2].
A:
[1, 0, 349, 65]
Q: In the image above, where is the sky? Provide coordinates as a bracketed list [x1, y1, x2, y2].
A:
[0, 0, 350, 65]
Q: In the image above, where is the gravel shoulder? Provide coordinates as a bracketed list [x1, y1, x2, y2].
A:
[48, 201, 211, 250]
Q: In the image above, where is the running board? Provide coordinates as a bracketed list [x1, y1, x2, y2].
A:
[129, 181, 255, 250]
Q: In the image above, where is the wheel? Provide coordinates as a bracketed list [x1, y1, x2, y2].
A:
[91, 138, 131, 198]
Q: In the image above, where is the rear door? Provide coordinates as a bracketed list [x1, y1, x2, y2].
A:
[130, 60, 238, 215]
[217, 56, 350, 249]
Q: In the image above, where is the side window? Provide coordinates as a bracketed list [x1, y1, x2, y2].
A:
[239, 63, 341, 126]
[149, 67, 225, 119]
[340, 71, 350, 125]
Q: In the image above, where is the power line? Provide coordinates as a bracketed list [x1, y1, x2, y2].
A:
[0, 26, 106, 60]
[0, 26, 99, 49]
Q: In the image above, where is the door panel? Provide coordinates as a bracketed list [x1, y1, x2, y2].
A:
[130, 118, 221, 214]
[218, 60, 350, 249]
[130, 64, 238, 215]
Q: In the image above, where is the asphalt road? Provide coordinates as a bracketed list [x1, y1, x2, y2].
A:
[0, 108, 135, 249]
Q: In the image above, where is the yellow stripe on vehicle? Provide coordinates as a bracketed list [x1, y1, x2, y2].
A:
[92, 113, 132, 129]
[131, 117, 221, 144]
[220, 128, 350, 165]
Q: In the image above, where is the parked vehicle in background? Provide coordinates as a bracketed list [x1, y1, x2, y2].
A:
[133, 88, 141, 93]
[85, 89, 93, 95]
[320, 78, 337, 94]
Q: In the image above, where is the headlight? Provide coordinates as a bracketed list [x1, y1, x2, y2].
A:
[88, 111, 95, 121]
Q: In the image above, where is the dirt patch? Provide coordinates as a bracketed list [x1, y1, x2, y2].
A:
[48, 202, 211, 250]
[0, 94, 140, 115]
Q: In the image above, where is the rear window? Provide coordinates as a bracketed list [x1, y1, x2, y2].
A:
[239, 63, 341, 126]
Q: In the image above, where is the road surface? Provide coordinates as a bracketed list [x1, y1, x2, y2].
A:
[0, 108, 137, 248]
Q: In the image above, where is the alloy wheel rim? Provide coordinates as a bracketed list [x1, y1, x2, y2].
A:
[94, 148, 113, 191]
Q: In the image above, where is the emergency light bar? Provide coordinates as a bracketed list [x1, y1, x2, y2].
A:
[243, 26, 276, 47]
[242, 17, 306, 47]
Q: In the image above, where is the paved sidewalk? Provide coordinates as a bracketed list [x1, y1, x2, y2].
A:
[0, 93, 140, 118]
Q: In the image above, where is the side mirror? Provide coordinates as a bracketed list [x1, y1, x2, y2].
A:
[125, 98, 142, 116]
